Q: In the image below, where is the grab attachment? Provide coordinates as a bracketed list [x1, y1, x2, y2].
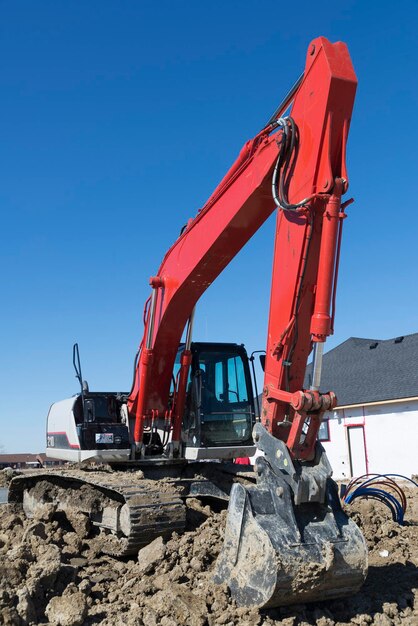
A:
[215, 424, 368, 608]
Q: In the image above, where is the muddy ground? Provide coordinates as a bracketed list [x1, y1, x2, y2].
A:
[0, 469, 417, 626]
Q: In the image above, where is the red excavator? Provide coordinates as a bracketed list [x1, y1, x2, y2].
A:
[9, 37, 368, 607]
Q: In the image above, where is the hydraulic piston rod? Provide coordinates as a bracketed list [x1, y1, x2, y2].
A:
[310, 341, 324, 391]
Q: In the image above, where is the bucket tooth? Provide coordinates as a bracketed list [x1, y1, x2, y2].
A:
[215, 426, 368, 608]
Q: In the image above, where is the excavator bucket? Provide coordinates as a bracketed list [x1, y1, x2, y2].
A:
[215, 425, 368, 607]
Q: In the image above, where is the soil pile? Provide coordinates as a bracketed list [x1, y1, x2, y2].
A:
[0, 469, 19, 488]
[0, 472, 417, 626]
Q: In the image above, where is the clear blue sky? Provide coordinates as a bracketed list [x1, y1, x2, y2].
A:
[1, 1, 417, 452]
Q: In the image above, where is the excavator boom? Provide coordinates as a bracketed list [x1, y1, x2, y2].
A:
[129, 37, 357, 461]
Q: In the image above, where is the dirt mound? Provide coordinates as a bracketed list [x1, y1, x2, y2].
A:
[1, 477, 417, 625]
[0, 468, 21, 487]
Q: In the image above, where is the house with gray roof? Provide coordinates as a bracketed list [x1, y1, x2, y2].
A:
[304, 333, 418, 479]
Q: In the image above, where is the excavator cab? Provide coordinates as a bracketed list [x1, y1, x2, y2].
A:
[179, 342, 257, 459]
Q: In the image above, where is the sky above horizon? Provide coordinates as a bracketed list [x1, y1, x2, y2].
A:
[1, 1, 417, 453]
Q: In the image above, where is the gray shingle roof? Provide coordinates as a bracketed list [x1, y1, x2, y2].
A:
[303, 333, 418, 406]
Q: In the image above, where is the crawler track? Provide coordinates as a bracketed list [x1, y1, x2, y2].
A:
[8, 463, 256, 557]
[8, 470, 186, 556]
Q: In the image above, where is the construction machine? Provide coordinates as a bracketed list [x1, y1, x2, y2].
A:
[9, 37, 368, 607]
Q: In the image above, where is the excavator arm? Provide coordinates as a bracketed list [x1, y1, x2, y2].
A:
[128, 36, 357, 461]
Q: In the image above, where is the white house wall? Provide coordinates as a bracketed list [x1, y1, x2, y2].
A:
[364, 401, 418, 477]
[321, 410, 351, 480]
[321, 399, 418, 480]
